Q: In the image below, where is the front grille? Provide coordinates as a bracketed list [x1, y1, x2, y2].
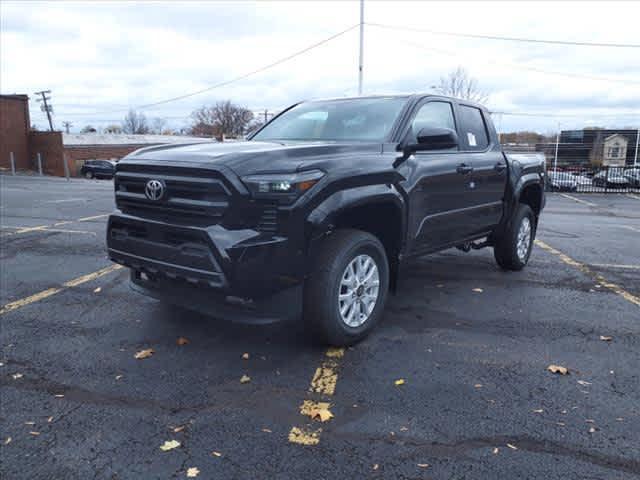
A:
[115, 170, 230, 224]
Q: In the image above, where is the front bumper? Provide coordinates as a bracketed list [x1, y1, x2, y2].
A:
[107, 212, 305, 323]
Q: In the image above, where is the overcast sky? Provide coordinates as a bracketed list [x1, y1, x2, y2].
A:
[2, 1, 639, 133]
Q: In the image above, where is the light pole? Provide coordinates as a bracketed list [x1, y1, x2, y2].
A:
[553, 122, 561, 172]
[634, 128, 639, 166]
[358, 0, 364, 95]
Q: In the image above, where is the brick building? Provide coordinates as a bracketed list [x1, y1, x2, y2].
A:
[0, 94, 31, 171]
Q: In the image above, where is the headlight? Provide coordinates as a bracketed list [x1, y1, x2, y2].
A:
[241, 170, 324, 202]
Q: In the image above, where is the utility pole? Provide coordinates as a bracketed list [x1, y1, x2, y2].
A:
[358, 0, 364, 95]
[263, 109, 269, 124]
[62, 121, 73, 134]
[35, 90, 54, 131]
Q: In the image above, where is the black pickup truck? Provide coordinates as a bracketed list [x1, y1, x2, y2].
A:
[107, 95, 545, 345]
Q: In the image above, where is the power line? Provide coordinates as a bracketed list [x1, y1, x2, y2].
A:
[389, 37, 640, 86]
[367, 22, 640, 49]
[61, 24, 358, 117]
[492, 111, 640, 118]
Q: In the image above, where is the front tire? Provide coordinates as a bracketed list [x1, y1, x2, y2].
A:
[304, 229, 389, 346]
[494, 204, 535, 271]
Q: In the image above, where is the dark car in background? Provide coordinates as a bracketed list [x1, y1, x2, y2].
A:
[80, 160, 116, 179]
[592, 170, 630, 189]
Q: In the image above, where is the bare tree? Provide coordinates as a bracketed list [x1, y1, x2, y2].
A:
[80, 125, 97, 134]
[435, 67, 489, 104]
[151, 117, 167, 135]
[122, 110, 149, 134]
[104, 124, 123, 134]
[190, 101, 254, 139]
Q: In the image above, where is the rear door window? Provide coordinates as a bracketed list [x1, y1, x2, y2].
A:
[458, 105, 489, 150]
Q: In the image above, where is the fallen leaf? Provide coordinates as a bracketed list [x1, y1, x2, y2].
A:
[547, 364, 569, 375]
[261, 428, 272, 433]
[373, 464, 379, 470]
[589, 427, 596, 433]
[472, 288, 483, 293]
[93, 287, 101, 293]
[616, 417, 623, 421]
[242, 352, 249, 360]
[11, 373, 23, 380]
[176, 337, 189, 346]
[577, 380, 592, 386]
[211, 451, 222, 457]
[24, 421, 35, 425]
[134, 348, 154, 359]
[506, 443, 518, 450]
[532, 409, 544, 413]
[585, 419, 595, 423]
[159, 440, 180, 451]
[47, 417, 53, 423]
[310, 408, 334, 422]
[325, 347, 344, 358]
[186, 467, 200, 477]
[29, 431, 40, 436]
[417, 463, 430, 468]
[54, 394, 64, 398]
[599, 335, 613, 341]
[492, 447, 499, 454]
[240, 375, 251, 384]
[394, 379, 405, 386]
[173, 425, 185, 433]
[4, 437, 11, 445]
[556, 422, 565, 426]
[474, 384, 483, 388]
[400, 426, 408, 431]
[115, 375, 123, 380]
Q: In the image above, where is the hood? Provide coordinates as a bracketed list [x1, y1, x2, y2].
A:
[120, 140, 382, 176]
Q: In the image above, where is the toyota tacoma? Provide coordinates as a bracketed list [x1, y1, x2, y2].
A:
[107, 94, 545, 345]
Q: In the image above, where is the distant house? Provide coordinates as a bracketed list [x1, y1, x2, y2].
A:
[591, 133, 628, 166]
[536, 129, 638, 167]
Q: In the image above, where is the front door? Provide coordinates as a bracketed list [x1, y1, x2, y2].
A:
[399, 99, 479, 254]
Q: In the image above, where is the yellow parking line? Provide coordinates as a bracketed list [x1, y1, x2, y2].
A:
[590, 263, 640, 270]
[288, 347, 345, 445]
[535, 240, 640, 307]
[559, 193, 596, 207]
[0, 264, 123, 315]
[77, 214, 110, 222]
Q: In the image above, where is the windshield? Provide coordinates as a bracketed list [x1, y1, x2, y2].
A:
[252, 97, 408, 142]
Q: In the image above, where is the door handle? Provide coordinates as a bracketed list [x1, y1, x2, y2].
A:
[456, 163, 473, 175]
[494, 162, 507, 173]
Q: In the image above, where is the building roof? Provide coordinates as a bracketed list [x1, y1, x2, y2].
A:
[62, 133, 215, 147]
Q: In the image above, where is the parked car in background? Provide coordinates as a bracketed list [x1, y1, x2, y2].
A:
[80, 160, 116, 179]
[547, 171, 577, 191]
[572, 173, 593, 188]
[592, 170, 630, 189]
[624, 168, 640, 187]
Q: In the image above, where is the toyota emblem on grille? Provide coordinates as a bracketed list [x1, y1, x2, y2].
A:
[145, 179, 165, 201]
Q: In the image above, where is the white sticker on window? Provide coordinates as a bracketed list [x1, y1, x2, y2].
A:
[467, 132, 477, 147]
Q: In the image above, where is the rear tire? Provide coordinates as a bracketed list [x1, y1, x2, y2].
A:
[494, 204, 535, 271]
[304, 229, 389, 346]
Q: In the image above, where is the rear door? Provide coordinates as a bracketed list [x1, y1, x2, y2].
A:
[399, 98, 479, 254]
[454, 103, 506, 234]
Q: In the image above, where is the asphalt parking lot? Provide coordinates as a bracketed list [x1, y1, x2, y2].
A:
[1, 174, 639, 479]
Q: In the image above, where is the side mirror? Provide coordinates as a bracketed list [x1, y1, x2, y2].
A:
[409, 127, 458, 152]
